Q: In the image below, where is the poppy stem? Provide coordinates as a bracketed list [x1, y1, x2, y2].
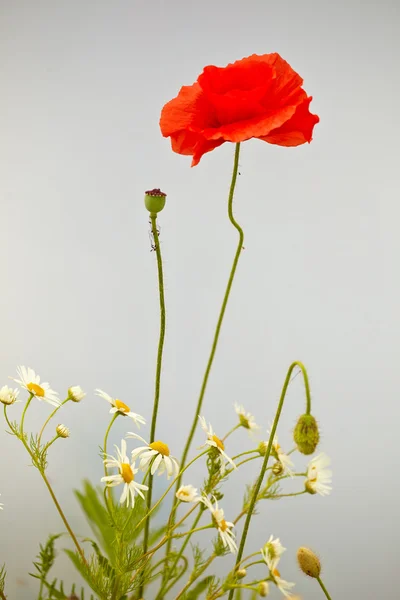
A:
[164, 142, 243, 573]
[140, 213, 166, 597]
[227, 361, 310, 600]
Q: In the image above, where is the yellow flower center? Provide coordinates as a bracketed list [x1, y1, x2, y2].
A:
[115, 399, 130, 413]
[273, 568, 281, 578]
[211, 434, 225, 451]
[120, 463, 134, 483]
[219, 519, 228, 532]
[149, 440, 170, 456]
[27, 382, 45, 397]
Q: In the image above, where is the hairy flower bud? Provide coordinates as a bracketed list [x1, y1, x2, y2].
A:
[297, 546, 321, 578]
[56, 424, 70, 438]
[293, 414, 319, 455]
[258, 581, 270, 596]
[144, 188, 167, 214]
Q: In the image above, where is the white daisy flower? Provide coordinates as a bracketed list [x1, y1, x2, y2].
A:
[12, 366, 60, 407]
[306, 453, 332, 496]
[68, 386, 86, 402]
[261, 431, 294, 477]
[101, 439, 148, 508]
[0, 385, 19, 406]
[234, 403, 259, 432]
[271, 568, 295, 597]
[201, 495, 237, 554]
[95, 389, 146, 427]
[176, 484, 201, 503]
[261, 535, 286, 571]
[199, 416, 236, 470]
[126, 433, 179, 479]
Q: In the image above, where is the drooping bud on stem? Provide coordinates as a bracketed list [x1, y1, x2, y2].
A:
[297, 546, 321, 578]
[293, 414, 319, 455]
[144, 188, 167, 214]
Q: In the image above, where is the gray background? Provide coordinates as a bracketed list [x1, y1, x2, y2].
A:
[1, 0, 399, 598]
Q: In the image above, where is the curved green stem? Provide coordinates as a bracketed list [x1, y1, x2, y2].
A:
[228, 360, 311, 600]
[167, 142, 243, 561]
[20, 393, 33, 438]
[175, 554, 217, 599]
[37, 398, 69, 446]
[317, 576, 333, 600]
[294, 361, 312, 414]
[102, 413, 119, 520]
[140, 212, 167, 597]
[103, 413, 119, 476]
[5, 405, 86, 563]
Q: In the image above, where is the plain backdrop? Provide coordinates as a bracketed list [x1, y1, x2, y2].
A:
[1, 1, 399, 598]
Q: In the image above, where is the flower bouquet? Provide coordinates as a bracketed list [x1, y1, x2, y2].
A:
[0, 53, 332, 600]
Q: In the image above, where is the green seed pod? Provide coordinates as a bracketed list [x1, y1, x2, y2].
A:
[297, 546, 321, 578]
[293, 414, 319, 455]
[144, 188, 166, 214]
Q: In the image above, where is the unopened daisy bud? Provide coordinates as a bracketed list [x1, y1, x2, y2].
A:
[258, 441, 268, 456]
[272, 461, 284, 476]
[56, 424, 70, 438]
[68, 386, 86, 403]
[236, 568, 247, 579]
[0, 385, 19, 405]
[258, 581, 270, 597]
[144, 188, 167, 214]
[294, 414, 319, 455]
[305, 480, 317, 494]
[297, 546, 321, 578]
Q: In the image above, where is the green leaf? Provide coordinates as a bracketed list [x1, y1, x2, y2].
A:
[185, 576, 215, 599]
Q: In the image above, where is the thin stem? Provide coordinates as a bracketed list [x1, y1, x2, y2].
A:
[273, 491, 307, 499]
[295, 361, 312, 414]
[223, 423, 240, 441]
[103, 413, 119, 477]
[168, 142, 243, 559]
[37, 398, 69, 446]
[317, 576, 333, 600]
[175, 554, 216, 599]
[231, 449, 259, 461]
[140, 212, 166, 597]
[157, 507, 203, 599]
[228, 360, 311, 600]
[20, 393, 33, 438]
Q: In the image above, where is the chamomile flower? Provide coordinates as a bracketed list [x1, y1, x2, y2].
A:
[95, 389, 146, 427]
[199, 416, 236, 470]
[176, 484, 201, 503]
[271, 568, 295, 597]
[234, 403, 259, 433]
[101, 439, 148, 508]
[12, 366, 60, 407]
[126, 433, 179, 479]
[201, 495, 237, 554]
[68, 386, 86, 402]
[306, 453, 332, 496]
[260, 430, 294, 477]
[261, 535, 286, 571]
[0, 385, 19, 406]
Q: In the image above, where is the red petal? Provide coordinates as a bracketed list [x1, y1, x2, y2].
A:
[160, 82, 215, 137]
[260, 97, 319, 146]
[169, 129, 224, 166]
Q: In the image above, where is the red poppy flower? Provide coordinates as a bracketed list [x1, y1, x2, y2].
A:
[160, 53, 319, 166]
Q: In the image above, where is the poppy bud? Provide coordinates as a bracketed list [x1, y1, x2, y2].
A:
[56, 424, 70, 438]
[297, 546, 321, 578]
[144, 188, 166, 214]
[293, 414, 319, 455]
[258, 581, 270, 596]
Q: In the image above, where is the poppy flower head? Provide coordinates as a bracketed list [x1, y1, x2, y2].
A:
[160, 53, 319, 166]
